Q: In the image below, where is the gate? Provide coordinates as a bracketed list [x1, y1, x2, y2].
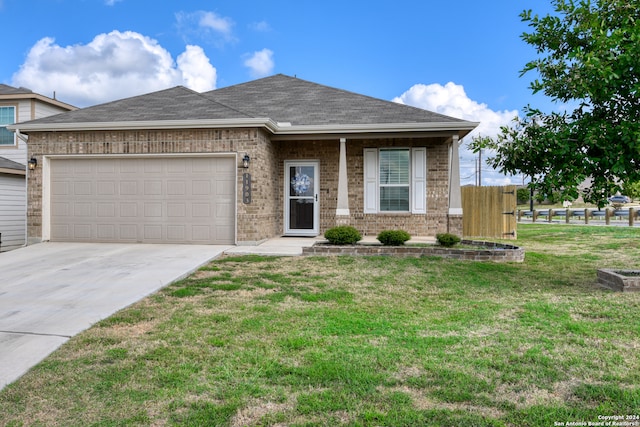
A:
[461, 185, 517, 239]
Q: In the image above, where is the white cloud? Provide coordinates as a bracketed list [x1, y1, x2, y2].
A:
[244, 48, 274, 78]
[176, 11, 236, 47]
[249, 21, 271, 32]
[11, 31, 217, 107]
[104, 0, 122, 5]
[394, 82, 522, 185]
[199, 11, 233, 35]
[177, 45, 217, 93]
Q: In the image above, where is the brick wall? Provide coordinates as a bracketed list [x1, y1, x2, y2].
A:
[26, 129, 460, 244]
[25, 128, 280, 244]
[275, 136, 458, 237]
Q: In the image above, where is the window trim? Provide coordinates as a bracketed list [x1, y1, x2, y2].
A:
[363, 147, 426, 214]
[0, 105, 17, 147]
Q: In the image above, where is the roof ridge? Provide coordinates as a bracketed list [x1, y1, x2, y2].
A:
[210, 74, 465, 123]
[277, 74, 465, 122]
[196, 90, 257, 119]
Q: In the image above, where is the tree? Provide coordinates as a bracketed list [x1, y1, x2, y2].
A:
[472, 0, 640, 207]
[622, 180, 640, 201]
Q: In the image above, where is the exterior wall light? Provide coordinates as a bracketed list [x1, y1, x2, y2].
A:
[242, 154, 250, 168]
[28, 157, 38, 171]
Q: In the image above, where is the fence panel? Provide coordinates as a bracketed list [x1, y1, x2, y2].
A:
[462, 185, 517, 239]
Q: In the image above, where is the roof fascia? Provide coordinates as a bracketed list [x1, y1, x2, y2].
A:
[0, 167, 26, 175]
[0, 93, 76, 111]
[10, 118, 479, 140]
[271, 122, 479, 140]
[9, 118, 281, 133]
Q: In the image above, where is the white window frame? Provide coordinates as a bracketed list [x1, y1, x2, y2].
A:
[364, 147, 426, 214]
[0, 105, 17, 146]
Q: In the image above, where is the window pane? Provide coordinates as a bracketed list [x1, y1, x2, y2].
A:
[380, 186, 409, 211]
[0, 127, 14, 145]
[0, 107, 15, 145]
[379, 149, 409, 185]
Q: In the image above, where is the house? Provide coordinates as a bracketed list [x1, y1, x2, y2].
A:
[9, 74, 478, 246]
[0, 85, 76, 251]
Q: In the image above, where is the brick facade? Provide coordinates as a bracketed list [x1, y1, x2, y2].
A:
[26, 128, 461, 245]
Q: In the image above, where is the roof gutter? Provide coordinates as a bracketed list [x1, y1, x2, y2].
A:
[8, 118, 281, 133]
[0, 167, 26, 176]
[8, 118, 479, 139]
[13, 127, 29, 143]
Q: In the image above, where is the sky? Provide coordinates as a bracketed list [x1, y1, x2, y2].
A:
[0, 0, 559, 186]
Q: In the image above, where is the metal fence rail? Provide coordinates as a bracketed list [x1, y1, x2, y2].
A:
[518, 207, 639, 226]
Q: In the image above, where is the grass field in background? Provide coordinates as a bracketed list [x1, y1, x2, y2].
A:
[1, 224, 639, 426]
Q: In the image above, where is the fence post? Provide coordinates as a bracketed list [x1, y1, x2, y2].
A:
[566, 209, 571, 224]
[605, 208, 611, 225]
[630, 207, 635, 227]
[585, 208, 590, 224]
[533, 209, 538, 222]
[548, 209, 554, 223]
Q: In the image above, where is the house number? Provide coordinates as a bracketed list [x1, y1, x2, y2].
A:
[243, 173, 251, 204]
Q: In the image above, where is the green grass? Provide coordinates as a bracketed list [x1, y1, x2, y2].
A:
[1, 224, 639, 426]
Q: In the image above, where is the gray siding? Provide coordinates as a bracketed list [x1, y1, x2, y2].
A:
[0, 174, 26, 251]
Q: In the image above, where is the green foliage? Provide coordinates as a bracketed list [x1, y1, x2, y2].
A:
[471, 0, 640, 208]
[622, 180, 640, 202]
[324, 226, 362, 245]
[517, 188, 530, 205]
[376, 230, 411, 246]
[436, 233, 461, 247]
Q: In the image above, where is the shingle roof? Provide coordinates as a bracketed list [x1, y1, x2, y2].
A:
[204, 74, 465, 126]
[0, 84, 33, 96]
[27, 86, 253, 124]
[14, 74, 476, 135]
[0, 156, 25, 171]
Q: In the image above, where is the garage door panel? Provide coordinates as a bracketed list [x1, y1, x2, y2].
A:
[144, 180, 162, 195]
[143, 225, 163, 240]
[52, 181, 70, 196]
[119, 224, 137, 240]
[97, 202, 115, 217]
[97, 181, 116, 195]
[74, 182, 92, 195]
[97, 224, 116, 239]
[50, 157, 236, 244]
[74, 202, 92, 217]
[73, 224, 92, 239]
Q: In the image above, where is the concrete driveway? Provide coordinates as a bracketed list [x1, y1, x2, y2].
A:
[0, 242, 230, 390]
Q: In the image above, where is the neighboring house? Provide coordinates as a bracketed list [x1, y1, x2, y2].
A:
[0, 84, 76, 251]
[10, 74, 478, 246]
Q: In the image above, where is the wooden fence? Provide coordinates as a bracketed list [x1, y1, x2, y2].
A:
[461, 185, 517, 239]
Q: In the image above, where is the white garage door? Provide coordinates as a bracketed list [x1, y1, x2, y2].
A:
[50, 157, 235, 244]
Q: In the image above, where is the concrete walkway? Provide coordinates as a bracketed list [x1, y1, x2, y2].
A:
[224, 236, 322, 256]
[0, 242, 230, 390]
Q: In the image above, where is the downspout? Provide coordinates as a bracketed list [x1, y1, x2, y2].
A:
[14, 128, 29, 247]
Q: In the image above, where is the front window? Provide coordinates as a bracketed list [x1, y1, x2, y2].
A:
[364, 147, 426, 214]
[0, 106, 16, 146]
[379, 149, 410, 211]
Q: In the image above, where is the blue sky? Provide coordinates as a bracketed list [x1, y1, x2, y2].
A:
[0, 0, 557, 185]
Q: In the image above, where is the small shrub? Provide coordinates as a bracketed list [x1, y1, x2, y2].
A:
[324, 226, 362, 245]
[436, 233, 461, 248]
[377, 230, 411, 246]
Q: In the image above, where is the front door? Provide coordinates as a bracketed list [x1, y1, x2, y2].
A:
[285, 161, 319, 236]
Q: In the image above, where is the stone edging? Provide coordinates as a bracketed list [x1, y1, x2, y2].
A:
[302, 240, 525, 262]
[597, 269, 640, 292]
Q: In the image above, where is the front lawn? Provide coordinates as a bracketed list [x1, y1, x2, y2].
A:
[1, 224, 639, 426]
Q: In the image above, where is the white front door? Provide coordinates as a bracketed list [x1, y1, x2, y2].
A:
[285, 161, 319, 236]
